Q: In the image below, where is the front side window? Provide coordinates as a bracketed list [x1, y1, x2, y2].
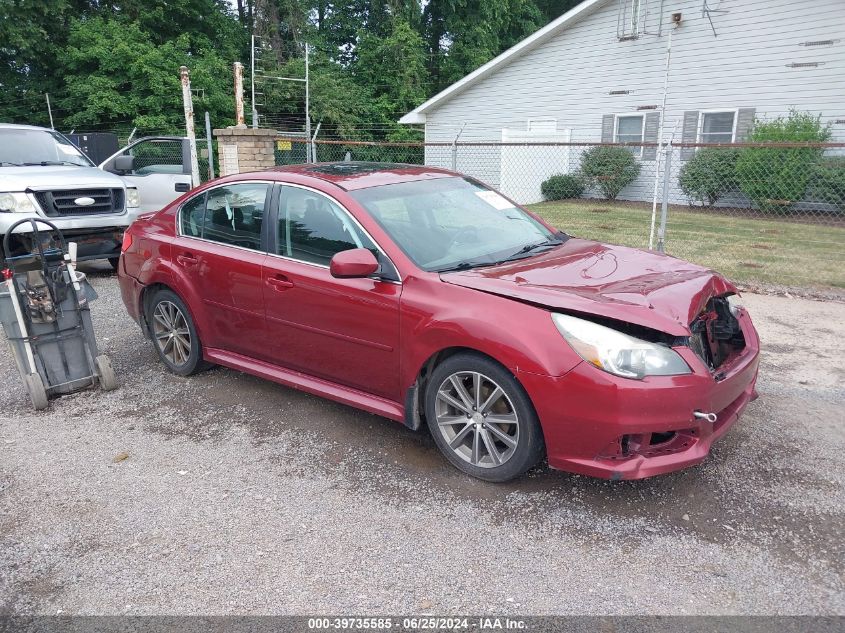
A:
[699, 111, 736, 144]
[195, 183, 268, 250]
[615, 115, 644, 154]
[277, 186, 376, 266]
[122, 139, 185, 175]
[351, 177, 558, 272]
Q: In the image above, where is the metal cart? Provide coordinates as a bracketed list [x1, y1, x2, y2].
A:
[0, 218, 117, 410]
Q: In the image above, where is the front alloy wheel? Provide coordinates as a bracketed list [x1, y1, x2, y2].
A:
[435, 371, 520, 468]
[425, 353, 544, 482]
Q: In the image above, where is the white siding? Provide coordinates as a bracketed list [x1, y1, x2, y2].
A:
[421, 0, 845, 201]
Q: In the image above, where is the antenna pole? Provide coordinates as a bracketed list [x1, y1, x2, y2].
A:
[45, 94, 54, 129]
[251, 34, 257, 128]
[305, 43, 311, 162]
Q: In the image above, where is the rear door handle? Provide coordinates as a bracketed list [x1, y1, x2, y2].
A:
[267, 274, 294, 291]
[176, 253, 197, 267]
[175, 182, 190, 192]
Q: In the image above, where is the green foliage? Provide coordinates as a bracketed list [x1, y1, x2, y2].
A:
[0, 0, 566, 141]
[811, 157, 845, 211]
[678, 148, 740, 207]
[735, 111, 832, 212]
[541, 174, 585, 200]
[579, 146, 641, 200]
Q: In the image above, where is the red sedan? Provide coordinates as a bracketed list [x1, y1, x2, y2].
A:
[118, 163, 759, 482]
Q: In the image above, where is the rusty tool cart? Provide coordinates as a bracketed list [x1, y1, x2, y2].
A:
[0, 218, 117, 410]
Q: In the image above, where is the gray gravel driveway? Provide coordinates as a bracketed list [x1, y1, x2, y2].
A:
[1, 265, 843, 615]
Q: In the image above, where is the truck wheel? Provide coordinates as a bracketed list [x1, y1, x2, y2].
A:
[95, 354, 118, 391]
[24, 373, 49, 411]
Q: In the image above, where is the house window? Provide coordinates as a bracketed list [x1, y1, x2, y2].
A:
[699, 111, 736, 144]
[630, 0, 641, 35]
[615, 114, 644, 155]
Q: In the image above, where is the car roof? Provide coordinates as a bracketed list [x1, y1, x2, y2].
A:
[0, 123, 54, 132]
[266, 162, 458, 191]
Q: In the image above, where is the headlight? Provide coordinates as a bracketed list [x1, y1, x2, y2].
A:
[0, 192, 37, 214]
[126, 188, 140, 208]
[551, 313, 691, 380]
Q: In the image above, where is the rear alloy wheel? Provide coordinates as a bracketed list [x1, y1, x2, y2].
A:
[148, 289, 208, 376]
[425, 353, 544, 482]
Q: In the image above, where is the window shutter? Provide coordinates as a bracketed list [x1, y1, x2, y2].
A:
[735, 108, 756, 141]
[642, 112, 660, 160]
[680, 111, 699, 160]
[601, 115, 615, 143]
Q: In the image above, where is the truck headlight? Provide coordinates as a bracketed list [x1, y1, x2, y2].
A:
[0, 192, 37, 214]
[126, 188, 140, 208]
[551, 313, 691, 380]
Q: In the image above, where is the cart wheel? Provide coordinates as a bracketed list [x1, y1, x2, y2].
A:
[24, 373, 48, 411]
[95, 355, 118, 391]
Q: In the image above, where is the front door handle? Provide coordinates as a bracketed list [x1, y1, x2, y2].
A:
[267, 274, 294, 291]
[175, 182, 190, 192]
[176, 253, 198, 267]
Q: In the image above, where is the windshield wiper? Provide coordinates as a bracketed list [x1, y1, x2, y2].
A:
[500, 234, 567, 262]
[434, 260, 493, 273]
[21, 160, 82, 166]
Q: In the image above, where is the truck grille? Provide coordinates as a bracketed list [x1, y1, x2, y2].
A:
[34, 188, 124, 217]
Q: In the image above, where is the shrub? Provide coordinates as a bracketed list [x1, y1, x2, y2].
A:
[540, 173, 585, 200]
[678, 148, 740, 206]
[579, 146, 641, 200]
[735, 110, 831, 212]
[811, 157, 845, 212]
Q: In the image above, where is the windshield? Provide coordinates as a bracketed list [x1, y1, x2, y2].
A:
[0, 128, 93, 167]
[350, 177, 561, 272]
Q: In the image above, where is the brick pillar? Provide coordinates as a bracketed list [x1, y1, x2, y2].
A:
[213, 127, 278, 177]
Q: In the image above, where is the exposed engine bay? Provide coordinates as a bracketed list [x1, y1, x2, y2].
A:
[689, 296, 746, 372]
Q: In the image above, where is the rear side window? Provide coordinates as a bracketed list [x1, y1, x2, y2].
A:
[179, 194, 206, 237]
[185, 183, 268, 251]
[277, 185, 375, 266]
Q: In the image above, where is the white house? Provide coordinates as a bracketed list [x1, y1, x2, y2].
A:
[400, 0, 845, 204]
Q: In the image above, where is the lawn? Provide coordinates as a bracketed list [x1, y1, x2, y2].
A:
[528, 200, 845, 290]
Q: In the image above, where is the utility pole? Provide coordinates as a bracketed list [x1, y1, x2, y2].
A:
[45, 94, 54, 129]
[179, 66, 201, 187]
[234, 62, 246, 127]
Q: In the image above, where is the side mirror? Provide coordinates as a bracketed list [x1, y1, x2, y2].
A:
[329, 248, 379, 279]
[113, 155, 135, 173]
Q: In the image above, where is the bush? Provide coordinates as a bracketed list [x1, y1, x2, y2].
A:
[735, 110, 831, 212]
[811, 157, 845, 212]
[540, 173, 585, 200]
[579, 146, 641, 200]
[678, 148, 740, 206]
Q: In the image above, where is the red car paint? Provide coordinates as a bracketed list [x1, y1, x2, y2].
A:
[118, 164, 760, 480]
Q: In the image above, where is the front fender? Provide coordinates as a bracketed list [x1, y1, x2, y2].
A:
[399, 276, 581, 390]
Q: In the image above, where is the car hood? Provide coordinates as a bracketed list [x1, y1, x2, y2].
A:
[0, 165, 125, 191]
[440, 238, 737, 336]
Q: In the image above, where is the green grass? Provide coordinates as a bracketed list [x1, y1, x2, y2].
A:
[528, 200, 845, 290]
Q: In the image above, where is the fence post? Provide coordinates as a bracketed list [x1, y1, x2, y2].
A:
[204, 111, 215, 180]
[179, 65, 201, 187]
[656, 144, 672, 253]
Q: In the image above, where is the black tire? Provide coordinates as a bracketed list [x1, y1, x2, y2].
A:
[146, 288, 210, 376]
[108, 257, 120, 271]
[424, 352, 545, 482]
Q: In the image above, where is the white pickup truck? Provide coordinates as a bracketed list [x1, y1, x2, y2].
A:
[0, 124, 196, 268]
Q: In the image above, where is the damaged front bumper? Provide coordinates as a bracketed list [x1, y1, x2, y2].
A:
[519, 308, 760, 480]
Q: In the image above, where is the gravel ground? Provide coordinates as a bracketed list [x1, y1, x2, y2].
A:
[0, 265, 843, 616]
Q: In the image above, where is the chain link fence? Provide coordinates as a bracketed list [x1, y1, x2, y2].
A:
[271, 137, 844, 292]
